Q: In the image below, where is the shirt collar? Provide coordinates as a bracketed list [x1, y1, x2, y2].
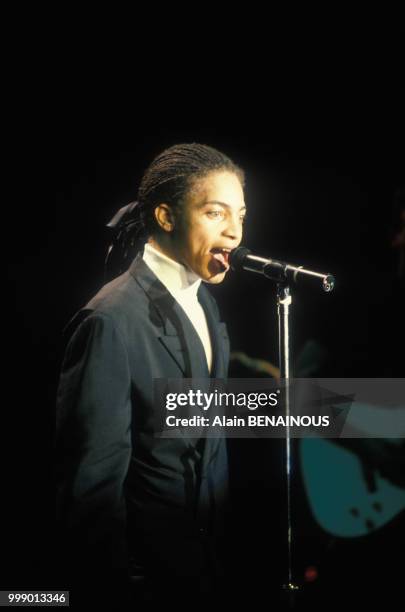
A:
[142, 242, 202, 298]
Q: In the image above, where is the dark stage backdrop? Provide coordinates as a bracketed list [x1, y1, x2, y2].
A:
[5, 82, 404, 609]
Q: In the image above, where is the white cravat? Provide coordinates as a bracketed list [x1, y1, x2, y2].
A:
[142, 243, 213, 372]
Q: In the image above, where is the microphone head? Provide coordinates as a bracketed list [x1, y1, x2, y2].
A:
[229, 246, 251, 271]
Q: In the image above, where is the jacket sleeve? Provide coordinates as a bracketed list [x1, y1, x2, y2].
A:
[54, 311, 132, 587]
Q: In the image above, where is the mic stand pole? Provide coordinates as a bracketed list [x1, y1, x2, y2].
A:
[229, 246, 335, 604]
[277, 279, 300, 604]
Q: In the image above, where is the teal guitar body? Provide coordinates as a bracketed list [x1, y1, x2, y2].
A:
[300, 438, 405, 537]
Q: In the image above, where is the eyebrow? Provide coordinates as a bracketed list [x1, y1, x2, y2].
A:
[201, 200, 247, 212]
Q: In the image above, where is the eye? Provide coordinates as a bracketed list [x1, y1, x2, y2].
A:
[206, 210, 224, 219]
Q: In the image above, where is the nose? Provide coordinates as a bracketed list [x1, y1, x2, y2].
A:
[223, 212, 243, 244]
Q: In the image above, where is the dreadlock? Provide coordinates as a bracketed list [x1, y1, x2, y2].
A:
[105, 143, 245, 280]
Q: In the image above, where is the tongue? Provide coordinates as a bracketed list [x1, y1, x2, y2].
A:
[211, 251, 229, 269]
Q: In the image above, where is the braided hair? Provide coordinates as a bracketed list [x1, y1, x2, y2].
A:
[105, 143, 245, 280]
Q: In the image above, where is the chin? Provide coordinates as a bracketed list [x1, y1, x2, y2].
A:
[204, 271, 227, 284]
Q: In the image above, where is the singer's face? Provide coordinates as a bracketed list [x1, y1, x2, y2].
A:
[173, 171, 246, 283]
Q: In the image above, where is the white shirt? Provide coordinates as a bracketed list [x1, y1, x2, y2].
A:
[142, 243, 213, 372]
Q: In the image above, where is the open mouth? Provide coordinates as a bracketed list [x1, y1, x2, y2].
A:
[210, 247, 231, 271]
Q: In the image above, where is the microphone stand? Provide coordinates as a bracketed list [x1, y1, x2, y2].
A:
[230, 247, 334, 605]
[261, 261, 300, 598]
[258, 256, 334, 601]
[277, 279, 300, 603]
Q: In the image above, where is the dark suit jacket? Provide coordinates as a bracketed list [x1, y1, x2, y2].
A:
[55, 253, 231, 588]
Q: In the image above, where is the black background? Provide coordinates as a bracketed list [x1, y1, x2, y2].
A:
[4, 31, 405, 609]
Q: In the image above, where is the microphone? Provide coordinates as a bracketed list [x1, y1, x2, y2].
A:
[230, 247, 335, 292]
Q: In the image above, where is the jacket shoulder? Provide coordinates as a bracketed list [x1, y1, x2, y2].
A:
[62, 270, 145, 342]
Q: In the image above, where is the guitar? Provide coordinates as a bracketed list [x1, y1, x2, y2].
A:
[230, 348, 405, 538]
[300, 436, 405, 537]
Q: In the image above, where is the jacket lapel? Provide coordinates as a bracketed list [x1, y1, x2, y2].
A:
[129, 253, 229, 497]
[129, 254, 221, 379]
[198, 285, 230, 379]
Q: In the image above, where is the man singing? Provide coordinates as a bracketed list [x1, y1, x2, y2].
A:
[55, 143, 246, 608]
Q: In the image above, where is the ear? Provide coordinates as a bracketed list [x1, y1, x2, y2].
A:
[154, 203, 175, 232]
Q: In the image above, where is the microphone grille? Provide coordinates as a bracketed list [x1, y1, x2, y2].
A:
[230, 246, 251, 271]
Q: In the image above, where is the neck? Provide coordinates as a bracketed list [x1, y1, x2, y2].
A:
[147, 235, 180, 262]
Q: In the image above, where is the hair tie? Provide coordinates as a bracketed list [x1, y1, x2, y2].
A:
[104, 200, 146, 281]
